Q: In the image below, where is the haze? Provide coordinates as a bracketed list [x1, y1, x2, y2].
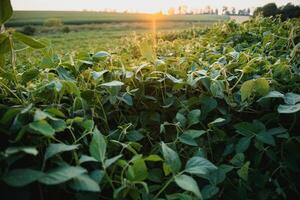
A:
[11, 0, 300, 13]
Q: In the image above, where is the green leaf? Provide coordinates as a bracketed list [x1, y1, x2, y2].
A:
[5, 146, 38, 156]
[176, 112, 187, 127]
[284, 93, 300, 105]
[28, 120, 55, 137]
[185, 156, 217, 175]
[0, 0, 13, 25]
[235, 137, 252, 153]
[0, 37, 10, 54]
[240, 78, 269, 101]
[89, 128, 107, 163]
[230, 153, 245, 167]
[234, 122, 259, 137]
[183, 130, 206, 139]
[240, 79, 254, 101]
[201, 185, 219, 200]
[237, 161, 250, 181]
[278, 104, 300, 114]
[13, 32, 46, 49]
[210, 80, 224, 98]
[256, 132, 275, 146]
[255, 78, 270, 97]
[145, 154, 162, 162]
[69, 174, 100, 192]
[127, 158, 148, 181]
[101, 80, 124, 87]
[39, 166, 86, 185]
[209, 118, 226, 126]
[179, 134, 198, 146]
[126, 130, 144, 142]
[21, 68, 40, 84]
[187, 109, 201, 127]
[161, 142, 181, 173]
[174, 174, 202, 199]
[44, 143, 79, 161]
[3, 169, 44, 187]
[258, 91, 284, 102]
[104, 154, 123, 168]
[79, 155, 98, 164]
[93, 51, 111, 59]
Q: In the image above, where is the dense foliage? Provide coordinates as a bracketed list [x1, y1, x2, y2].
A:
[254, 3, 300, 20]
[1, 1, 300, 199]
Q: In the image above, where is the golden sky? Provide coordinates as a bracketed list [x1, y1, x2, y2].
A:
[11, 0, 299, 13]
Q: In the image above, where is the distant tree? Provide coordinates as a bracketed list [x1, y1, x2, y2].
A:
[232, 7, 236, 15]
[247, 8, 251, 15]
[280, 3, 300, 19]
[262, 3, 278, 17]
[215, 9, 219, 15]
[178, 5, 188, 15]
[222, 6, 228, 15]
[253, 2, 300, 19]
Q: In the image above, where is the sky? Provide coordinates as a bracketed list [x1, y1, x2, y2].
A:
[11, 0, 300, 13]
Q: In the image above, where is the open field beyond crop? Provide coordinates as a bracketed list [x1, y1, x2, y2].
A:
[7, 11, 228, 26]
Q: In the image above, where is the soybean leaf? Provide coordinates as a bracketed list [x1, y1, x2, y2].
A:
[201, 185, 219, 200]
[104, 154, 123, 168]
[174, 174, 202, 199]
[93, 51, 111, 59]
[284, 93, 300, 105]
[234, 122, 259, 137]
[278, 104, 300, 114]
[258, 91, 284, 102]
[255, 78, 270, 97]
[176, 112, 187, 127]
[240, 79, 254, 101]
[185, 156, 217, 175]
[183, 130, 206, 139]
[69, 174, 100, 192]
[44, 143, 79, 161]
[179, 134, 198, 146]
[79, 155, 98, 164]
[90, 170, 105, 184]
[237, 161, 250, 181]
[28, 120, 55, 137]
[188, 109, 201, 127]
[89, 128, 107, 163]
[127, 158, 148, 181]
[101, 80, 124, 87]
[0, 0, 13, 25]
[161, 142, 181, 173]
[13, 32, 46, 49]
[5, 146, 38, 156]
[230, 153, 245, 167]
[235, 137, 252, 153]
[145, 154, 162, 162]
[0, 37, 11, 54]
[39, 166, 86, 185]
[3, 169, 44, 187]
[256, 132, 275, 146]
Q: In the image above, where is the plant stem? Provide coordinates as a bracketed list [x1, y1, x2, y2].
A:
[153, 177, 174, 199]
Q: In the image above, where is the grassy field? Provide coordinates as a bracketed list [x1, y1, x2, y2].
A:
[7, 11, 228, 26]
[8, 11, 231, 53]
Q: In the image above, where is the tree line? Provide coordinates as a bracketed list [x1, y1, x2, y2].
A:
[254, 3, 300, 19]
